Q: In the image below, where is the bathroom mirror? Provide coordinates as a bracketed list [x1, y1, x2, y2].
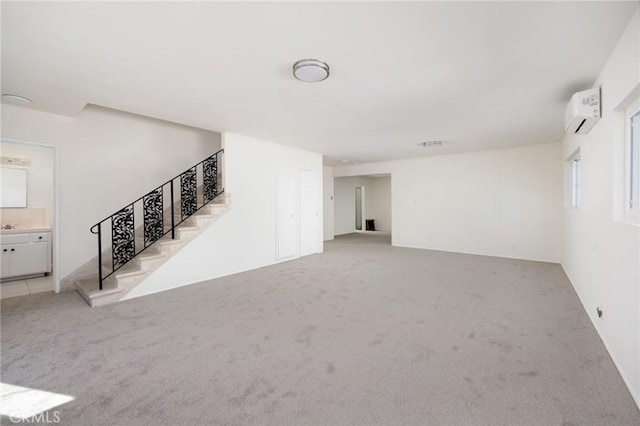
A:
[0, 167, 28, 208]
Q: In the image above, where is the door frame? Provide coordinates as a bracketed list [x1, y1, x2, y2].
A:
[1, 138, 61, 293]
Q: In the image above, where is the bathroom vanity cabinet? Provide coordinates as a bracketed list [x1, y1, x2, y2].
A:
[0, 230, 51, 280]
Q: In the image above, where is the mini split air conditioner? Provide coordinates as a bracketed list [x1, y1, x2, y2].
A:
[565, 88, 601, 135]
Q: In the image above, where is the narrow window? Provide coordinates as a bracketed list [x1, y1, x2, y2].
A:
[568, 150, 581, 208]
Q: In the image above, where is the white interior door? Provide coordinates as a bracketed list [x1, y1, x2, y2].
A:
[300, 170, 320, 256]
[277, 175, 298, 260]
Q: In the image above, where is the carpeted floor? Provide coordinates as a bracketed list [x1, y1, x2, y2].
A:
[1, 232, 639, 425]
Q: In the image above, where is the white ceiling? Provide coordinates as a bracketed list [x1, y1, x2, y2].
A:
[2, 1, 637, 164]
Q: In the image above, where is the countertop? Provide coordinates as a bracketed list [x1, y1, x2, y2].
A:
[0, 226, 53, 235]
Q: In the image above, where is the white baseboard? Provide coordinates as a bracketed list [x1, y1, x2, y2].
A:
[560, 263, 640, 411]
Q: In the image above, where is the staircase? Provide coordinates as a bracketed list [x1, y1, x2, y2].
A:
[75, 150, 229, 307]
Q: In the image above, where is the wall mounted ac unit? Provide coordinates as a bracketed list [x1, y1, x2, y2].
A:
[565, 88, 601, 135]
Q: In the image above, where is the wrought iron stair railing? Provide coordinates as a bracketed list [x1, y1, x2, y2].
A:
[90, 149, 224, 291]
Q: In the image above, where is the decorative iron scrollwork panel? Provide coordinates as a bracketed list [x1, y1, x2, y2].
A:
[143, 187, 164, 246]
[112, 205, 135, 270]
[93, 149, 224, 291]
[203, 155, 218, 204]
[181, 167, 197, 219]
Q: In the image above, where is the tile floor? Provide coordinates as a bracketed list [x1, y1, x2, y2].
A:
[0, 275, 53, 300]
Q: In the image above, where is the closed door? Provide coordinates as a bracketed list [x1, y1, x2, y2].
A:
[0, 248, 10, 278]
[6, 242, 49, 277]
[300, 170, 320, 256]
[277, 175, 298, 260]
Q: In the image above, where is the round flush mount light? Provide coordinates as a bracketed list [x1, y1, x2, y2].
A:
[2, 94, 33, 104]
[293, 59, 330, 82]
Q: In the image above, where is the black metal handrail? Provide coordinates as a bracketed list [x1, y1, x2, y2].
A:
[90, 149, 224, 290]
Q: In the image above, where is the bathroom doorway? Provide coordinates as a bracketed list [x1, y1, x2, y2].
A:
[0, 138, 59, 298]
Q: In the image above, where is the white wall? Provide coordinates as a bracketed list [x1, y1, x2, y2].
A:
[0, 141, 54, 225]
[323, 166, 334, 241]
[367, 176, 392, 231]
[334, 142, 563, 262]
[1, 104, 221, 280]
[561, 10, 640, 408]
[124, 132, 324, 299]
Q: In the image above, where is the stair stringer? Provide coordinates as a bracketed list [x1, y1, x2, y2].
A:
[75, 193, 231, 306]
[120, 190, 282, 301]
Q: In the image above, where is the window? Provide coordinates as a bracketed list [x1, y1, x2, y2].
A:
[568, 149, 581, 208]
[627, 99, 640, 214]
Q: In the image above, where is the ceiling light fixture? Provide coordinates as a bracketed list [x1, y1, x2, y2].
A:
[2, 94, 32, 104]
[418, 140, 443, 148]
[293, 59, 330, 83]
[338, 159, 349, 163]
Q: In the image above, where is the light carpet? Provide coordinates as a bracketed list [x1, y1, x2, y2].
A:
[1, 232, 638, 425]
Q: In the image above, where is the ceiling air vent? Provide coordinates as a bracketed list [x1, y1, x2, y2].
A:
[418, 141, 442, 148]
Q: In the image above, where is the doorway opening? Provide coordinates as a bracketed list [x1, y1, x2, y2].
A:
[332, 174, 392, 244]
[0, 138, 59, 299]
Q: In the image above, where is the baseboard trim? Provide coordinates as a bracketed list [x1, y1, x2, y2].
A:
[394, 243, 560, 265]
[560, 263, 640, 411]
